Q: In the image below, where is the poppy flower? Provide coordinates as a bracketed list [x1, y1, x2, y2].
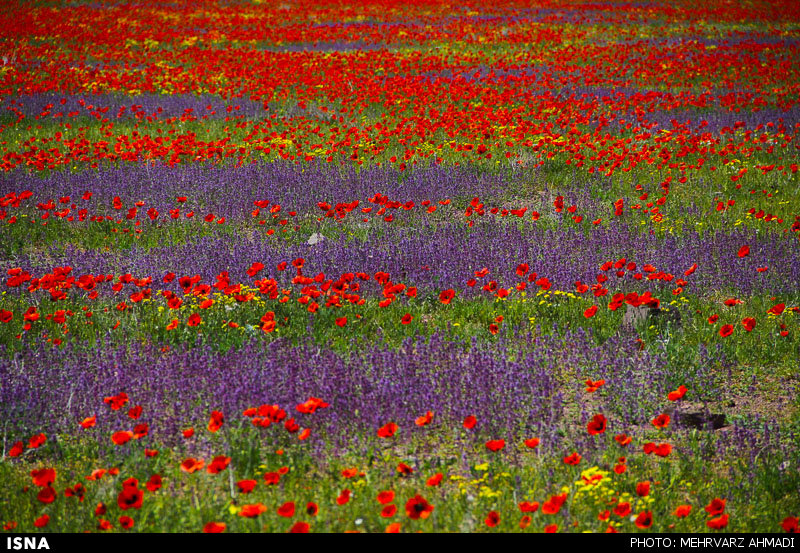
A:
[336, 489, 351, 505]
[80, 416, 96, 429]
[463, 415, 477, 429]
[635, 511, 653, 529]
[737, 245, 750, 258]
[207, 456, 230, 474]
[264, 472, 281, 485]
[119, 516, 134, 529]
[415, 411, 433, 427]
[289, 521, 309, 533]
[519, 515, 532, 529]
[182, 428, 194, 439]
[203, 522, 226, 533]
[377, 422, 398, 438]
[381, 504, 398, 518]
[519, 501, 539, 513]
[781, 516, 799, 533]
[33, 515, 49, 528]
[587, 414, 607, 435]
[439, 289, 455, 304]
[237, 479, 257, 494]
[426, 473, 443, 487]
[613, 502, 632, 517]
[208, 411, 224, 433]
[385, 522, 401, 533]
[405, 495, 434, 520]
[180, 458, 204, 473]
[128, 405, 143, 420]
[654, 443, 672, 457]
[563, 452, 582, 465]
[117, 487, 143, 510]
[651, 414, 670, 428]
[400, 313, 413, 324]
[239, 504, 267, 518]
[636, 481, 651, 497]
[31, 468, 56, 487]
[705, 498, 726, 516]
[707, 514, 729, 530]
[146, 474, 162, 492]
[542, 493, 567, 515]
[98, 519, 112, 531]
[544, 524, 558, 533]
[674, 505, 692, 518]
[377, 491, 395, 504]
[485, 439, 505, 452]
[584, 305, 598, 318]
[397, 463, 413, 476]
[306, 502, 318, 516]
[524, 438, 540, 449]
[667, 385, 688, 401]
[335, 317, 347, 327]
[719, 324, 734, 337]
[277, 502, 295, 518]
[741, 317, 756, 332]
[111, 431, 133, 445]
[485, 511, 500, 527]
[8, 441, 24, 457]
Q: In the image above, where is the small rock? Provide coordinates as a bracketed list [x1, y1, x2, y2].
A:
[622, 304, 681, 330]
[307, 233, 325, 246]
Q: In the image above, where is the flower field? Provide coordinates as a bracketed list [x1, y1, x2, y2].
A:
[1, 0, 799, 534]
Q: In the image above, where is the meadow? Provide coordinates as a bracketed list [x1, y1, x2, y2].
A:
[0, 0, 799, 534]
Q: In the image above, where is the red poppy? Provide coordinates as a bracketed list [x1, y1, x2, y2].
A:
[635, 511, 653, 529]
[705, 498, 726, 516]
[426, 473, 443, 487]
[381, 504, 398, 518]
[117, 486, 143, 510]
[485, 511, 500, 527]
[439, 289, 455, 304]
[208, 410, 224, 433]
[289, 521, 310, 533]
[264, 472, 280, 485]
[377, 491, 395, 504]
[415, 411, 433, 427]
[146, 474, 162, 492]
[584, 305, 598, 318]
[33, 515, 49, 528]
[385, 522, 401, 533]
[542, 493, 567, 515]
[335, 317, 347, 327]
[519, 515, 532, 529]
[485, 439, 505, 452]
[654, 443, 672, 457]
[674, 505, 692, 518]
[8, 441, 24, 457]
[128, 405, 143, 419]
[182, 428, 194, 438]
[587, 414, 607, 435]
[277, 502, 295, 518]
[119, 516, 134, 529]
[237, 479, 257, 494]
[614, 502, 632, 517]
[377, 422, 398, 438]
[741, 317, 756, 332]
[203, 522, 226, 533]
[397, 463, 413, 476]
[719, 324, 734, 337]
[239, 504, 267, 518]
[111, 431, 133, 445]
[463, 415, 477, 429]
[651, 414, 670, 428]
[707, 514, 729, 530]
[737, 245, 750, 258]
[180, 458, 204, 473]
[667, 385, 688, 401]
[544, 524, 558, 533]
[524, 438, 540, 449]
[405, 495, 434, 520]
[636, 481, 651, 497]
[306, 502, 318, 516]
[336, 489, 351, 505]
[781, 516, 799, 533]
[400, 313, 413, 324]
[563, 452, 582, 465]
[519, 501, 539, 513]
[31, 468, 56, 487]
[207, 456, 230, 474]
